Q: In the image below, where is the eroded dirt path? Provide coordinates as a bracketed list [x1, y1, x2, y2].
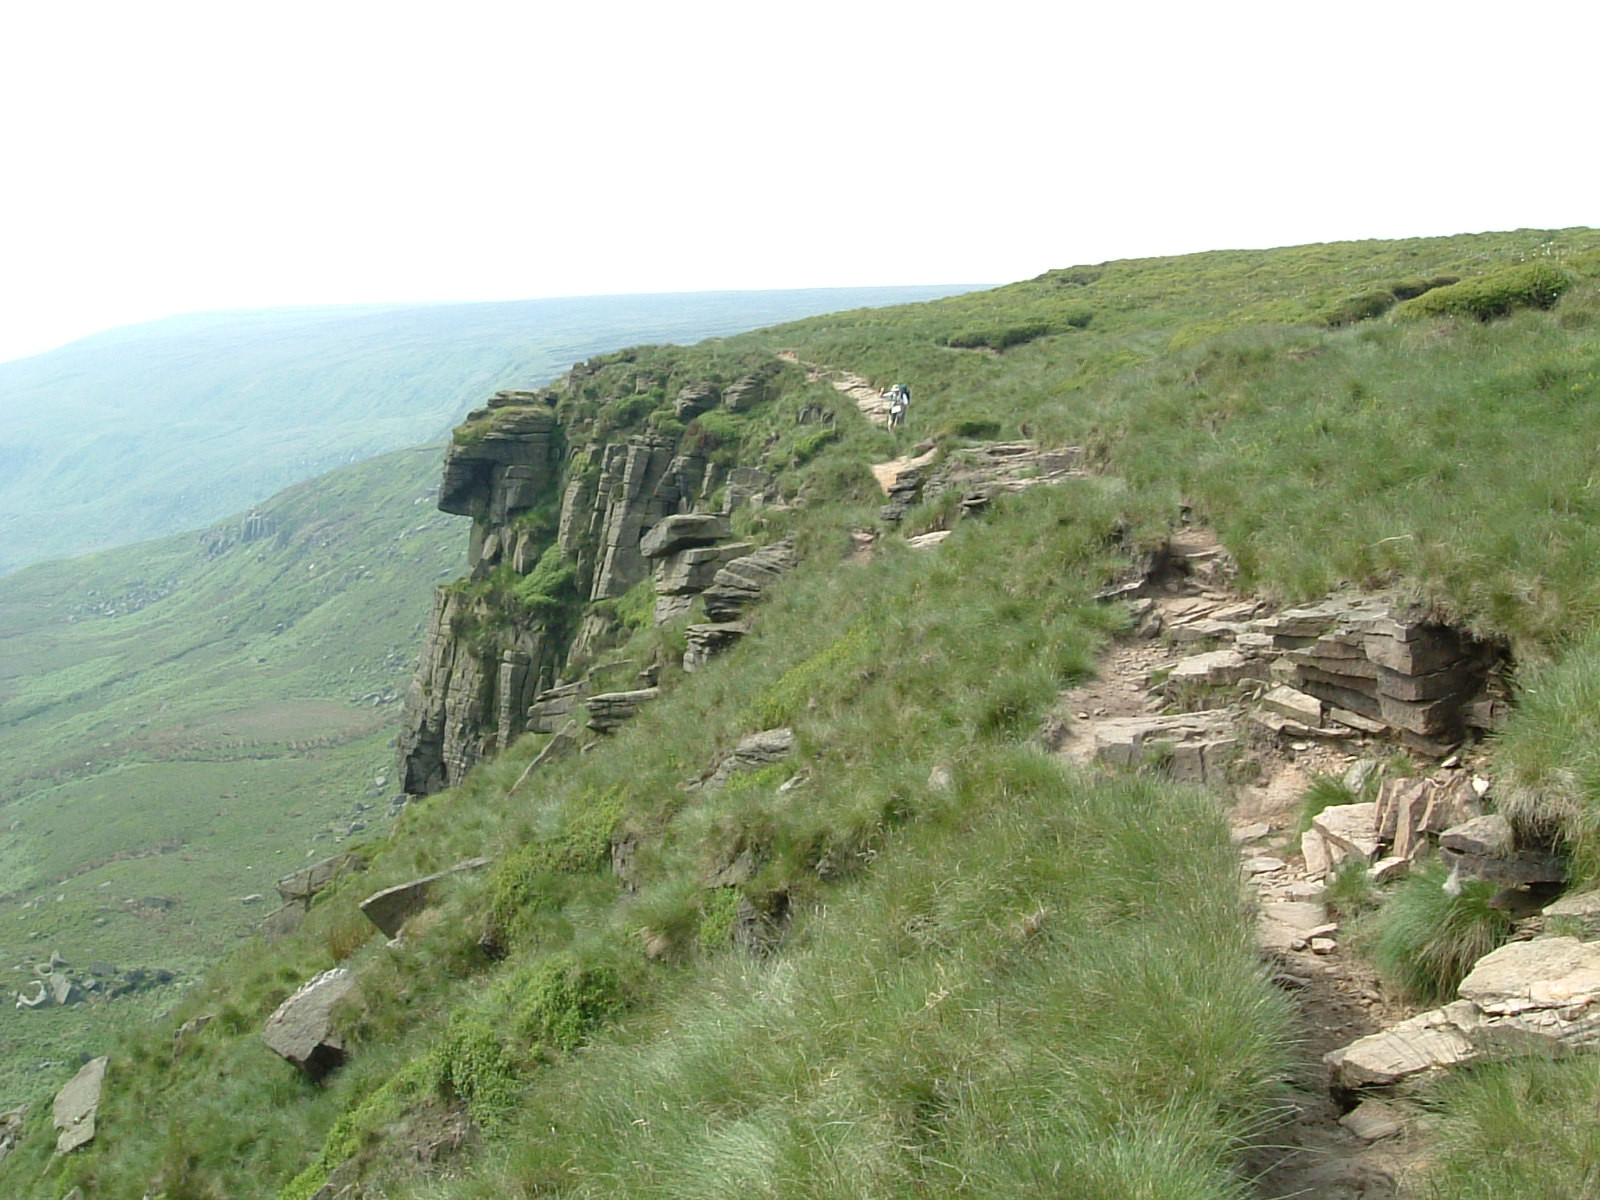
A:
[1047, 541, 1432, 1199]
[778, 349, 897, 428]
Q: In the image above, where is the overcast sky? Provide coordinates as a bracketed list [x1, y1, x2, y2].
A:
[0, 0, 1593, 365]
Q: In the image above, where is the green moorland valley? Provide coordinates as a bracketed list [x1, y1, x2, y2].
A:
[8, 229, 1600, 1198]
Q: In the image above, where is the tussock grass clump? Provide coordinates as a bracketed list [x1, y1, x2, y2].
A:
[1495, 628, 1600, 887]
[1366, 859, 1513, 1003]
[1416, 1054, 1600, 1198]
[1296, 774, 1357, 834]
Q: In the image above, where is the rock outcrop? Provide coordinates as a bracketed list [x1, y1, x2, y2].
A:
[879, 441, 1086, 523]
[398, 359, 797, 796]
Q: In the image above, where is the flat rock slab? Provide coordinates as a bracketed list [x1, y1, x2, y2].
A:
[1261, 685, 1324, 726]
[53, 1056, 108, 1154]
[1459, 937, 1600, 1015]
[1327, 938, 1600, 1089]
[1089, 710, 1238, 783]
[1259, 901, 1330, 952]
[1167, 649, 1254, 688]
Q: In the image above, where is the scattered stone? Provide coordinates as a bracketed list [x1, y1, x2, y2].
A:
[53, 1056, 107, 1154]
[1231, 821, 1272, 843]
[927, 764, 954, 792]
[1259, 901, 1330, 953]
[263, 968, 355, 1080]
[907, 530, 952, 549]
[1340, 1098, 1405, 1142]
[1261, 685, 1324, 726]
[1310, 937, 1338, 955]
[0, 1102, 26, 1165]
[1245, 856, 1288, 875]
[1368, 856, 1410, 884]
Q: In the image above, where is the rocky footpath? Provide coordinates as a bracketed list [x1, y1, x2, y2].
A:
[1043, 531, 1552, 1197]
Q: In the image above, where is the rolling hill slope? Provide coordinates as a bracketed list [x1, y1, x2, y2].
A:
[7, 231, 1600, 1197]
[0, 286, 981, 575]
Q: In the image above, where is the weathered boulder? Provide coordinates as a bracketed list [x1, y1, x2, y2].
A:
[358, 858, 492, 939]
[673, 382, 719, 419]
[1312, 802, 1380, 862]
[53, 1056, 107, 1154]
[653, 542, 753, 595]
[263, 968, 355, 1080]
[721, 372, 769, 412]
[639, 513, 731, 559]
[722, 467, 773, 513]
[694, 728, 796, 792]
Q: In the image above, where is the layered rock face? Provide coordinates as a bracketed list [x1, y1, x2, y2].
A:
[399, 367, 785, 795]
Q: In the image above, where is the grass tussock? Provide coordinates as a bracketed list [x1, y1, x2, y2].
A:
[1417, 1054, 1600, 1199]
[1364, 859, 1514, 1003]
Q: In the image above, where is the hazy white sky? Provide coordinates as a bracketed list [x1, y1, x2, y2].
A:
[0, 0, 1593, 364]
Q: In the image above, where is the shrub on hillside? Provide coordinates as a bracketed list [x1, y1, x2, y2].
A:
[1396, 262, 1572, 322]
[1321, 276, 1459, 326]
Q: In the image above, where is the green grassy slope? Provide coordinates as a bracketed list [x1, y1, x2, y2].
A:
[0, 444, 462, 1105]
[0, 286, 981, 576]
[9, 230, 1600, 1197]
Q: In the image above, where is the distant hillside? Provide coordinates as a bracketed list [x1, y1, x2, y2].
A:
[0, 286, 980, 575]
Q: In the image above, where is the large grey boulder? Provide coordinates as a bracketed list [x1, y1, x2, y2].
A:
[263, 968, 355, 1080]
[53, 1056, 107, 1154]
